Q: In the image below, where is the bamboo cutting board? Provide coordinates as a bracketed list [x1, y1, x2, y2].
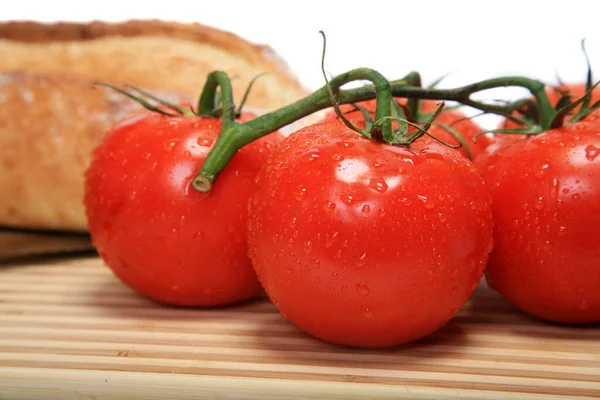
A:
[0, 256, 598, 400]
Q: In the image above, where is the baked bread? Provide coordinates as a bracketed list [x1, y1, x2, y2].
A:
[0, 20, 310, 232]
[0, 20, 308, 109]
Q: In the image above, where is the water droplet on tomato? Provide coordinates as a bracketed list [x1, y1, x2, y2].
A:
[183, 150, 192, 159]
[295, 185, 307, 201]
[288, 217, 297, 228]
[274, 165, 290, 178]
[301, 151, 320, 163]
[331, 154, 345, 161]
[171, 228, 180, 239]
[286, 266, 294, 274]
[325, 231, 340, 248]
[144, 152, 152, 160]
[336, 140, 355, 148]
[400, 197, 412, 206]
[421, 149, 444, 160]
[323, 201, 336, 212]
[533, 163, 550, 180]
[163, 139, 180, 152]
[557, 226, 568, 236]
[303, 240, 313, 255]
[355, 253, 367, 267]
[343, 194, 355, 205]
[356, 283, 370, 297]
[196, 137, 213, 147]
[368, 177, 388, 193]
[534, 197, 544, 210]
[130, 191, 137, 200]
[417, 195, 435, 209]
[332, 272, 339, 280]
[361, 204, 371, 214]
[363, 308, 374, 319]
[549, 177, 559, 199]
[585, 144, 599, 161]
[438, 213, 447, 223]
[572, 193, 581, 201]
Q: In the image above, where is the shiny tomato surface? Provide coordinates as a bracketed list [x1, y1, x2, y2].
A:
[85, 111, 281, 306]
[481, 119, 600, 323]
[247, 119, 494, 347]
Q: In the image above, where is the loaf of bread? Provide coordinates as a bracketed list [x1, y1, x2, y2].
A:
[0, 20, 310, 232]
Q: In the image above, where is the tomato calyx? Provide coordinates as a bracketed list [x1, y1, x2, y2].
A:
[319, 32, 452, 148]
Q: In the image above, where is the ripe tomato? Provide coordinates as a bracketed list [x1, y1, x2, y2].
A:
[322, 99, 491, 160]
[84, 111, 282, 306]
[481, 119, 600, 323]
[247, 119, 494, 347]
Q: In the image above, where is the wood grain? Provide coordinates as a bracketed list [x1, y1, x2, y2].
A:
[0, 256, 599, 400]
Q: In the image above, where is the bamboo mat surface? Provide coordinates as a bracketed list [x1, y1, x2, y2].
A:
[0, 256, 598, 400]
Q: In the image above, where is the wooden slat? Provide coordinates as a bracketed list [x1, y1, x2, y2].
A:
[0, 256, 599, 399]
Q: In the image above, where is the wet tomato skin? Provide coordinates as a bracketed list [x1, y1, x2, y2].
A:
[84, 111, 281, 307]
[482, 121, 600, 323]
[247, 120, 494, 347]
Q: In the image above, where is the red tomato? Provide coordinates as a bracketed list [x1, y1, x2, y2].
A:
[84, 111, 282, 306]
[481, 119, 600, 323]
[247, 119, 494, 347]
[322, 99, 491, 160]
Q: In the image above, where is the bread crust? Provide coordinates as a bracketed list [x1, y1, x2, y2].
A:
[0, 20, 309, 110]
[0, 20, 311, 231]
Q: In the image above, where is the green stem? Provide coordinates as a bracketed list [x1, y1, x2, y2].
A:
[193, 74, 556, 193]
[402, 71, 422, 120]
[196, 71, 236, 129]
[190, 71, 238, 192]
[388, 76, 555, 129]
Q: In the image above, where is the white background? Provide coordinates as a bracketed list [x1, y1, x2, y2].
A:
[4, 0, 600, 127]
